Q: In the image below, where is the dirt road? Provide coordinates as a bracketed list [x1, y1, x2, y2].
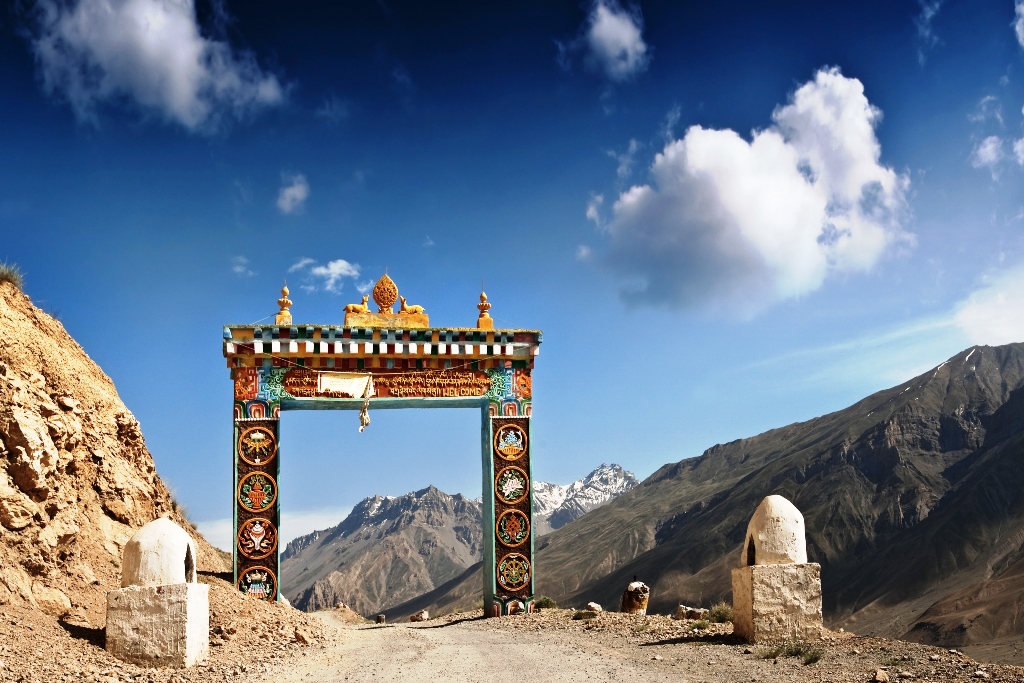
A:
[269, 609, 1024, 683]
[281, 612, 682, 683]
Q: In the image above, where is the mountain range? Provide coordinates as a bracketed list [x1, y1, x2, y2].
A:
[281, 463, 637, 613]
[386, 343, 1024, 664]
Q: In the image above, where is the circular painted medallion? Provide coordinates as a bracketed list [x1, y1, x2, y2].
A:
[496, 509, 530, 547]
[237, 517, 278, 560]
[497, 553, 531, 592]
[238, 425, 277, 466]
[495, 466, 529, 505]
[238, 472, 278, 513]
[493, 424, 527, 460]
[237, 565, 277, 601]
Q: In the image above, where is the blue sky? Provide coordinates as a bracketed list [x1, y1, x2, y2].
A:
[2, 1, 1024, 550]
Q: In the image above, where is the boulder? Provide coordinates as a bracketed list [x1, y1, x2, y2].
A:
[585, 602, 603, 612]
[3, 407, 59, 498]
[409, 610, 429, 622]
[31, 581, 71, 616]
[672, 605, 709, 620]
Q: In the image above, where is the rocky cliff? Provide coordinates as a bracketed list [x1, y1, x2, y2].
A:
[0, 281, 225, 624]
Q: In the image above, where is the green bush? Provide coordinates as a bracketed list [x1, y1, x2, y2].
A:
[0, 262, 24, 291]
[760, 641, 823, 665]
[573, 610, 598, 620]
[691, 620, 709, 631]
[534, 596, 557, 609]
[708, 601, 733, 623]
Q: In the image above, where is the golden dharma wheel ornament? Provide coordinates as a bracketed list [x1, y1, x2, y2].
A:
[372, 274, 399, 313]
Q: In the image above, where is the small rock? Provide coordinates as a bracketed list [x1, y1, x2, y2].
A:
[652, 655, 662, 661]
[585, 602, 602, 612]
[897, 671, 914, 679]
[672, 604, 709, 620]
[409, 610, 429, 622]
[376, 614, 386, 624]
[853, 649, 861, 655]
[928, 654, 940, 661]
[973, 672, 991, 680]
[743, 647, 753, 654]
[294, 627, 312, 645]
[873, 669, 891, 683]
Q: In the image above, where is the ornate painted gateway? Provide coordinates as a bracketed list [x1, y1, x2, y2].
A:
[223, 275, 541, 616]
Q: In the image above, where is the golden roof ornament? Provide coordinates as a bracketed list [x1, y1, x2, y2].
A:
[372, 274, 399, 313]
[476, 291, 494, 330]
[275, 284, 293, 325]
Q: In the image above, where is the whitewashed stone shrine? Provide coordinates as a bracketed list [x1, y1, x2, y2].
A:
[105, 518, 209, 668]
[731, 495, 822, 642]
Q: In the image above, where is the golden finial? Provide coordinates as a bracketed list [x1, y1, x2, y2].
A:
[275, 283, 293, 325]
[372, 273, 399, 313]
[476, 291, 494, 330]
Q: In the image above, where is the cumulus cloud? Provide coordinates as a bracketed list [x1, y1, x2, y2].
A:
[954, 266, 1024, 345]
[28, 0, 284, 131]
[277, 174, 310, 214]
[559, 1, 650, 83]
[967, 95, 1003, 125]
[1015, 0, 1024, 49]
[914, 0, 943, 65]
[1014, 137, 1024, 165]
[289, 258, 360, 293]
[599, 67, 910, 313]
[970, 136, 1005, 177]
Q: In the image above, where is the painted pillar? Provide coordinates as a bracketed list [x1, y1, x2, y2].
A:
[232, 365, 282, 601]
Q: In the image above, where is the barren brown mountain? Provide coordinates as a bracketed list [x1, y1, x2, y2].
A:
[400, 343, 1024, 663]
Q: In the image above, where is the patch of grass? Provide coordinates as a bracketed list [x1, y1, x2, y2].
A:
[573, 610, 598, 620]
[690, 620, 710, 631]
[0, 262, 24, 291]
[880, 655, 906, 667]
[534, 596, 557, 609]
[473, 599, 484, 610]
[708, 601, 733, 623]
[760, 641, 823, 665]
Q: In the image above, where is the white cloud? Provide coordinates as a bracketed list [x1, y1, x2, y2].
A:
[29, 0, 284, 131]
[231, 255, 254, 277]
[289, 257, 361, 293]
[914, 0, 943, 65]
[600, 67, 910, 312]
[197, 507, 352, 551]
[576, 245, 593, 261]
[1015, 0, 1024, 49]
[422, 235, 435, 248]
[277, 174, 310, 214]
[585, 1, 650, 82]
[970, 135, 1005, 176]
[968, 95, 1003, 125]
[1014, 137, 1024, 165]
[954, 266, 1024, 345]
[288, 257, 316, 272]
[661, 104, 681, 142]
[559, 1, 650, 83]
[608, 138, 640, 179]
[310, 260, 360, 293]
[585, 193, 604, 226]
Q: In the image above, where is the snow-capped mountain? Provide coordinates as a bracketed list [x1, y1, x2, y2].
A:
[533, 463, 638, 535]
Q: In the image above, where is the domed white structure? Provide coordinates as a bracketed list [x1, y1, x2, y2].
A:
[121, 518, 198, 587]
[732, 495, 822, 643]
[741, 494, 808, 566]
[106, 517, 209, 668]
